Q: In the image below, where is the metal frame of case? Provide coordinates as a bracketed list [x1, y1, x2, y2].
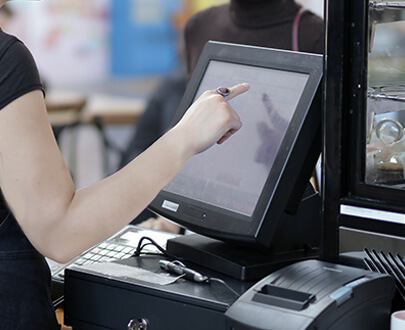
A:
[323, 0, 405, 306]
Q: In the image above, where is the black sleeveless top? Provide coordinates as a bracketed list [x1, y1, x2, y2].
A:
[0, 29, 59, 329]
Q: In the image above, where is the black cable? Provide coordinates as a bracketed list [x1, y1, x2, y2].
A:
[132, 236, 177, 259]
[132, 236, 165, 256]
[139, 242, 155, 251]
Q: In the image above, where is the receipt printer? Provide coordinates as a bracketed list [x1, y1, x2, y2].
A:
[225, 260, 395, 330]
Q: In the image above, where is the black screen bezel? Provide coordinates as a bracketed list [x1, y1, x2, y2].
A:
[149, 41, 323, 246]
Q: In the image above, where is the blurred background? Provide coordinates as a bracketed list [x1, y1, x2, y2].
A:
[1, 0, 324, 188]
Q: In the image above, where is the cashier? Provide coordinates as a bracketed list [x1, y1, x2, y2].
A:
[0, 0, 249, 327]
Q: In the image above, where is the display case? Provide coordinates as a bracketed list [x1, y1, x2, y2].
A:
[366, 2, 405, 186]
[323, 0, 405, 308]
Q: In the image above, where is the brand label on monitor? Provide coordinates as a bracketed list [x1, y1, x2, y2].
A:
[162, 200, 179, 212]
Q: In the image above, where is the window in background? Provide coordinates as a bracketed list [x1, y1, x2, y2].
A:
[7, 0, 110, 87]
[111, 0, 229, 77]
[111, 0, 182, 76]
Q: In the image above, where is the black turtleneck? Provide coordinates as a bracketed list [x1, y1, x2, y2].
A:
[230, 0, 300, 28]
[184, 0, 324, 75]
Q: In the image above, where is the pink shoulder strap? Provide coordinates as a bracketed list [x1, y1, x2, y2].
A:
[292, 7, 306, 51]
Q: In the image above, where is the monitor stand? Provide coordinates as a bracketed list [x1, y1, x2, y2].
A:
[166, 193, 321, 281]
[166, 235, 318, 281]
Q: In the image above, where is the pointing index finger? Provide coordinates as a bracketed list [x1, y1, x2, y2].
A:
[225, 83, 250, 101]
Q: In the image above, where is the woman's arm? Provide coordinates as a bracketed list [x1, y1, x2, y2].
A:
[0, 84, 248, 263]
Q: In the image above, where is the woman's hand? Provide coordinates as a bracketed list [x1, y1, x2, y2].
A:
[172, 83, 249, 157]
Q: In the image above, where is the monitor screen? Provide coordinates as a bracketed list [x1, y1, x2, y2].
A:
[164, 60, 309, 217]
[149, 42, 323, 263]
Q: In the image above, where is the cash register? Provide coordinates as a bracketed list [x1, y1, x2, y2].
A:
[64, 42, 396, 329]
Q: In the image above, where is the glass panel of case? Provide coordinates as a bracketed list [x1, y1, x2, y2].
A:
[366, 1, 405, 187]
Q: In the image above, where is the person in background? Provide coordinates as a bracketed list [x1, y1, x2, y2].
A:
[0, 0, 249, 327]
[132, 0, 324, 233]
[185, 0, 324, 75]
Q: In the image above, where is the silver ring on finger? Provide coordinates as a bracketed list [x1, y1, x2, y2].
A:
[215, 86, 230, 98]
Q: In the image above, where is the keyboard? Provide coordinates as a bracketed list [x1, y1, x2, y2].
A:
[73, 242, 136, 266]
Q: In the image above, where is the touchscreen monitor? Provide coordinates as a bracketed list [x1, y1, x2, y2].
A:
[149, 41, 323, 258]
